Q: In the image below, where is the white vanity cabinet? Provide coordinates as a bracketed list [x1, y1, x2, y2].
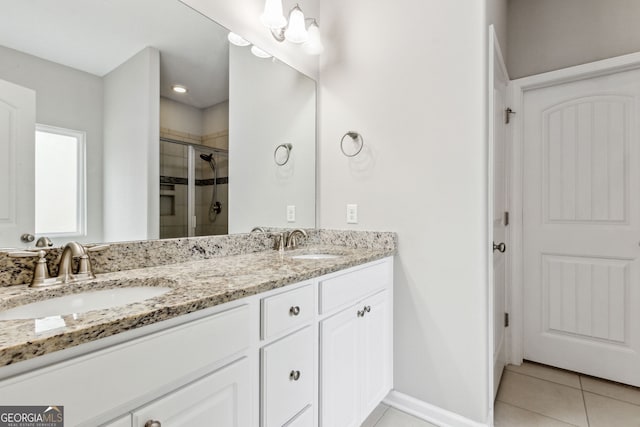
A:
[1, 304, 253, 427]
[0, 256, 393, 427]
[319, 260, 393, 427]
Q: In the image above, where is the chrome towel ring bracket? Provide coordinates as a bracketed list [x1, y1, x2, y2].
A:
[274, 143, 293, 166]
[340, 131, 364, 157]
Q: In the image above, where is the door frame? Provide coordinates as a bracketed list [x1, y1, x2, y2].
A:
[508, 51, 640, 364]
[488, 25, 510, 406]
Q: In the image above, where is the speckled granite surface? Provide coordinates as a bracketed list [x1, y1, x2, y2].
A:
[0, 230, 396, 367]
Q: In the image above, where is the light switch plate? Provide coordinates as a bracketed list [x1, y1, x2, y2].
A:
[346, 204, 358, 224]
[287, 205, 296, 222]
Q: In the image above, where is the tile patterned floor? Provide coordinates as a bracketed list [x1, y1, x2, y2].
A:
[361, 361, 640, 426]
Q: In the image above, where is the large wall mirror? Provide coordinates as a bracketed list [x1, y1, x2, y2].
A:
[0, 0, 316, 248]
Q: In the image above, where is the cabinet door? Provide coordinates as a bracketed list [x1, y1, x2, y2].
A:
[360, 291, 391, 417]
[320, 304, 361, 427]
[132, 357, 251, 427]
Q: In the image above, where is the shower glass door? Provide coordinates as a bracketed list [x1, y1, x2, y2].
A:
[160, 139, 228, 238]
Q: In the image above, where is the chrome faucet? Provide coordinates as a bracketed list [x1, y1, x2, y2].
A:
[285, 229, 308, 249]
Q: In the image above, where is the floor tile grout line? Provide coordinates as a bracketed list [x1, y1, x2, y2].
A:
[505, 369, 582, 390]
[579, 376, 591, 427]
[504, 368, 581, 390]
[495, 399, 581, 426]
[580, 389, 640, 408]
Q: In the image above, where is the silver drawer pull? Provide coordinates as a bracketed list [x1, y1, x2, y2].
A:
[289, 370, 301, 381]
[144, 421, 161, 427]
[289, 306, 301, 316]
[357, 309, 364, 317]
[364, 305, 371, 313]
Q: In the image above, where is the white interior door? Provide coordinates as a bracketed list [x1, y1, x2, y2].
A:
[523, 68, 640, 386]
[490, 27, 509, 398]
[0, 78, 35, 248]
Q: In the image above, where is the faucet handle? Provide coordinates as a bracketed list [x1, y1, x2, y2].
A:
[8, 250, 52, 286]
[85, 244, 110, 252]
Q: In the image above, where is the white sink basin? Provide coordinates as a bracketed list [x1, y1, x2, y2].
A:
[290, 254, 342, 260]
[0, 287, 172, 321]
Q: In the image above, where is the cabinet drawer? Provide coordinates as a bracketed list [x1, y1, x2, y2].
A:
[262, 327, 314, 427]
[284, 405, 313, 427]
[319, 260, 391, 314]
[262, 284, 314, 340]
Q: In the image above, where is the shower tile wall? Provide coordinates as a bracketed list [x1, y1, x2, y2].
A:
[194, 151, 228, 236]
[159, 97, 229, 239]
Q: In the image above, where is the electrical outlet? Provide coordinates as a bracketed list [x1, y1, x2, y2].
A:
[346, 204, 358, 224]
[286, 205, 296, 222]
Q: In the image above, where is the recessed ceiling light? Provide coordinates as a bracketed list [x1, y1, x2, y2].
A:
[172, 85, 188, 94]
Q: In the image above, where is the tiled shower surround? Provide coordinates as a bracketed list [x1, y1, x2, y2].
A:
[0, 230, 397, 286]
[159, 139, 229, 238]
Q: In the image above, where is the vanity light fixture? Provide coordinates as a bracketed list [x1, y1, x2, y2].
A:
[172, 85, 188, 94]
[250, 46, 273, 59]
[227, 32, 250, 47]
[260, 0, 324, 55]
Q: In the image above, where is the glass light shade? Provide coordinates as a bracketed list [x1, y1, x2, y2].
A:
[284, 5, 308, 44]
[227, 32, 250, 47]
[260, 0, 286, 29]
[251, 45, 272, 59]
[302, 21, 324, 55]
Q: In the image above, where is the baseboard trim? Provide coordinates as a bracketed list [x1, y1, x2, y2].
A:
[383, 390, 490, 427]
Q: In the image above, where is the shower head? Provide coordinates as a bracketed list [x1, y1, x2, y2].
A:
[200, 153, 213, 162]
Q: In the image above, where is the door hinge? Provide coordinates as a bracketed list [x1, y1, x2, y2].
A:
[504, 211, 509, 226]
[505, 108, 516, 124]
[504, 313, 510, 328]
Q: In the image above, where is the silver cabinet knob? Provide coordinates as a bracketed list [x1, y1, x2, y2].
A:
[144, 421, 161, 427]
[289, 306, 301, 316]
[289, 370, 301, 381]
[357, 309, 365, 317]
[493, 242, 506, 253]
[364, 305, 371, 313]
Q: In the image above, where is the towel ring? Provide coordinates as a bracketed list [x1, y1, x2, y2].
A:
[340, 131, 363, 157]
[274, 143, 293, 166]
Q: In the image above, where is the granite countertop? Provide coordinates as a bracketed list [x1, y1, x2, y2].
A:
[0, 245, 394, 367]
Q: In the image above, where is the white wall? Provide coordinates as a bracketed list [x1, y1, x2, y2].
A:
[319, 0, 490, 423]
[180, 0, 319, 79]
[203, 101, 229, 135]
[508, 0, 640, 78]
[160, 97, 203, 136]
[103, 47, 160, 242]
[160, 97, 229, 138]
[229, 45, 316, 233]
[0, 45, 104, 243]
